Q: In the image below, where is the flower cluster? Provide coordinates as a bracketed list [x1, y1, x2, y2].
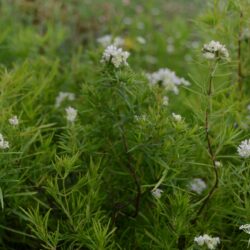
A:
[55, 92, 75, 108]
[237, 139, 250, 158]
[146, 68, 190, 94]
[240, 224, 250, 234]
[194, 234, 220, 250]
[151, 188, 163, 198]
[101, 45, 130, 68]
[240, 224, 250, 248]
[8, 115, 19, 126]
[189, 178, 207, 195]
[97, 35, 124, 47]
[0, 133, 9, 149]
[65, 106, 77, 123]
[202, 40, 229, 60]
[172, 112, 182, 122]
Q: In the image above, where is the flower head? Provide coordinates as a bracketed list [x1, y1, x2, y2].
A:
[0, 133, 9, 149]
[194, 234, 220, 250]
[172, 113, 182, 122]
[237, 139, 250, 158]
[65, 106, 77, 123]
[55, 92, 75, 108]
[97, 35, 124, 47]
[239, 225, 250, 248]
[189, 178, 207, 195]
[146, 68, 190, 94]
[151, 188, 163, 199]
[8, 115, 19, 126]
[240, 224, 250, 234]
[136, 36, 146, 45]
[163, 96, 169, 106]
[202, 40, 229, 60]
[101, 45, 129, 68]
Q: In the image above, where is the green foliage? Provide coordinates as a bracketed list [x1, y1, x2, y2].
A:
[0, 0, 249, 249]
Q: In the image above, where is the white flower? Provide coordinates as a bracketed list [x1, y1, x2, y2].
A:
[136, 36, 146, 44]
[146, 68, 190, 94]
[113, 37, 124, 47]
[215, 161, 222, 168]
[172, 113, 182, 122]
[189, 178, 207, 195]
[202, 40, 229, 60]
[8, 116, 19, 126]
[97, 35, 124, 47]
[55, 92, 75, 108]
[0, 133, 9, 149]
[194, 236, 205, 246]
[163, 96, 169, 106]
[151, 188, 163, 198]
[240, 224, 250, 248]
[101, 45, 129, 68]
[65, 106, 77, 123]
[240, 224, 250, 234]
[237, 139, 250, 158]
[167, 44, 175, 54]
[97, 35, 112, 47]
[134, 115, 147, 122]
[247, 104, 250, 111]
[194, 234, 220, 250]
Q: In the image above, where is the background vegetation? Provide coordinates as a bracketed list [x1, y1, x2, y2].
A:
[0, 0, 249, 249]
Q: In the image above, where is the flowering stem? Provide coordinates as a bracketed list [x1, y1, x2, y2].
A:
[192, 62, 219, 223]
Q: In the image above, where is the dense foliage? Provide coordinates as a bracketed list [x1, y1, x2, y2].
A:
[0, 0, 250, 249]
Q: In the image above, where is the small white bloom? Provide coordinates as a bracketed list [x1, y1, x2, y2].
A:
[240, 224, 250, 248]
[189, 178, 207, 195]
[146, 68, 190, 94]
[247, 104, 250, 111]
[55, 92, 75, 108]
[97, 35, 112, 47]
[172, 113, 182, 122]
[163, 96, 169, 106]
[202, 40, 229, 60]
[167, 44, 175, 54]
[151, 188, 163, 198]
[101, 45, 129, 68]
[240, 224, 250, 234]
[113, 37, 124, 47]
[237, 139, 250, 158]
[134, 115, 147, 122]
[97, 35, 124, 47]
[136, 36, 146, 44]
[65, 106, 77, 123]
[0, 133, 9, 149]
[215, 161, 222, 168]
[8, 116, 19, 126]
[194, 234, 220, 250]
[194, 236, 205, 246]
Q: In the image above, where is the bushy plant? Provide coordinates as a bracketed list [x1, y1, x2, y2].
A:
[0, 0, 250, 249]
